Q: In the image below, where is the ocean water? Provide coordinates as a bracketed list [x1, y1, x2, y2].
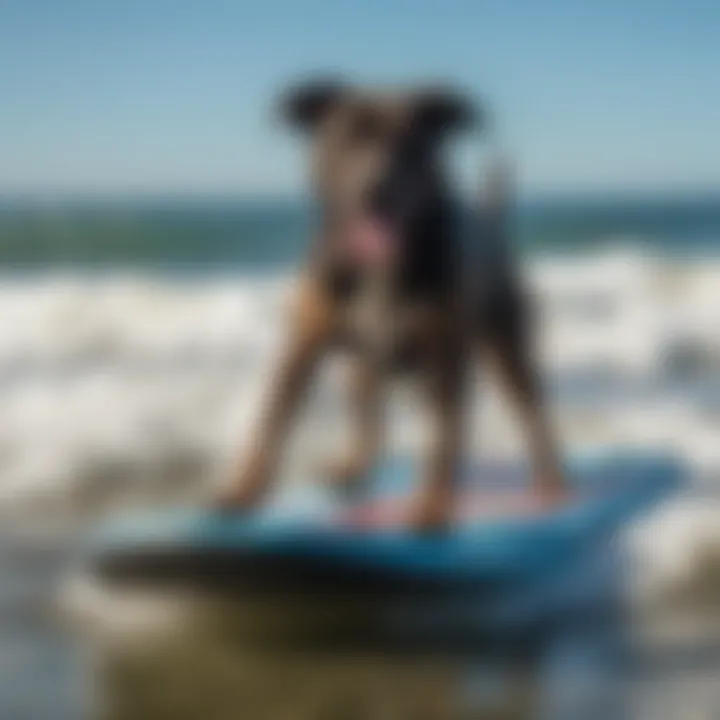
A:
[1, 196, 720, 718]
[0, 195, 718, 564]
[1, 195, 719, 269]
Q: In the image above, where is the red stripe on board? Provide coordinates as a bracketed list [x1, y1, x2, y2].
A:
[337, 490, 573, 529]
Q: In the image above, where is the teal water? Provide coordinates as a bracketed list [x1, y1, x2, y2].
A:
[0, 195, 718, 269]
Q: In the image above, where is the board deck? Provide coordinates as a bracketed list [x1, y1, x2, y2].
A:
[89, 452, 681, 591]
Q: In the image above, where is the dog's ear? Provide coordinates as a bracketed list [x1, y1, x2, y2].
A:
[415, 88, 481, 134]
[278, 79, 347, 132]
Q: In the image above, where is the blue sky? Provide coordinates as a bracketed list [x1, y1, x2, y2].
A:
[1, 0, 718, 197]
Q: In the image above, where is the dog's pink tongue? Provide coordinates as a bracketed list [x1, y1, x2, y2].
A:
[349, 216, 395, 266]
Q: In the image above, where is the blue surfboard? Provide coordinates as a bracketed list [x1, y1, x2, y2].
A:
[89, 451, 681, 594]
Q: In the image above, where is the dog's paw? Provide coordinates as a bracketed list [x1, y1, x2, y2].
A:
[212, 483, 265, 514]
[211, 461, 272, 513]
[532, 474, 569, 510]
[406, 489, 453, 534]
[321, 454, 372, 491]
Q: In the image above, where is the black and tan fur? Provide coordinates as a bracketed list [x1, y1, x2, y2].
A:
[216, 78, 565, 530]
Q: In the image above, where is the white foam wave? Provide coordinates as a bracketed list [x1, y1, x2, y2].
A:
[1, 249, 719, 601]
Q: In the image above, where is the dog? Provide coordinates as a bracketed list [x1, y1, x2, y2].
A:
[216, 78, 565, 530]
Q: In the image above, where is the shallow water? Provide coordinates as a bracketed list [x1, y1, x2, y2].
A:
[0, 522, 715, 719]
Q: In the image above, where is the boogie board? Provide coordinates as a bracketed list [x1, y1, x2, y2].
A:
[89, 452, 681, 596]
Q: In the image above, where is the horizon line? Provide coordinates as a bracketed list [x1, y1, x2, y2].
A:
[2, 186, 719, 207]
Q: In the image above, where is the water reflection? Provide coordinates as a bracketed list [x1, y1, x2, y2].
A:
[71, 541, 626, 720]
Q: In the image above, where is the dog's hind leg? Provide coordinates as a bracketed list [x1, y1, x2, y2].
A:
[477, 158, 565, 505]
[484, 290, 566, 505]
[408, 317, 468, 531]
[323, 356, 383, 489]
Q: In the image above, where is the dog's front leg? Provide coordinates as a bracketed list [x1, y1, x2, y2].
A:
[408, 330, 467, 531]
[216, 279, 332, 509]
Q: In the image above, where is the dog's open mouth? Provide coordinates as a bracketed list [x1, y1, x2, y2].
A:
[347, 215, 397, 267]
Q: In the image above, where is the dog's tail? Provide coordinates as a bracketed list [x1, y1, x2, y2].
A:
[480, 155, 515, 219]
[475, 156, 518, 277]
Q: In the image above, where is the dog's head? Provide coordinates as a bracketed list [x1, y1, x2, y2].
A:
[278, 78, 480, 267]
